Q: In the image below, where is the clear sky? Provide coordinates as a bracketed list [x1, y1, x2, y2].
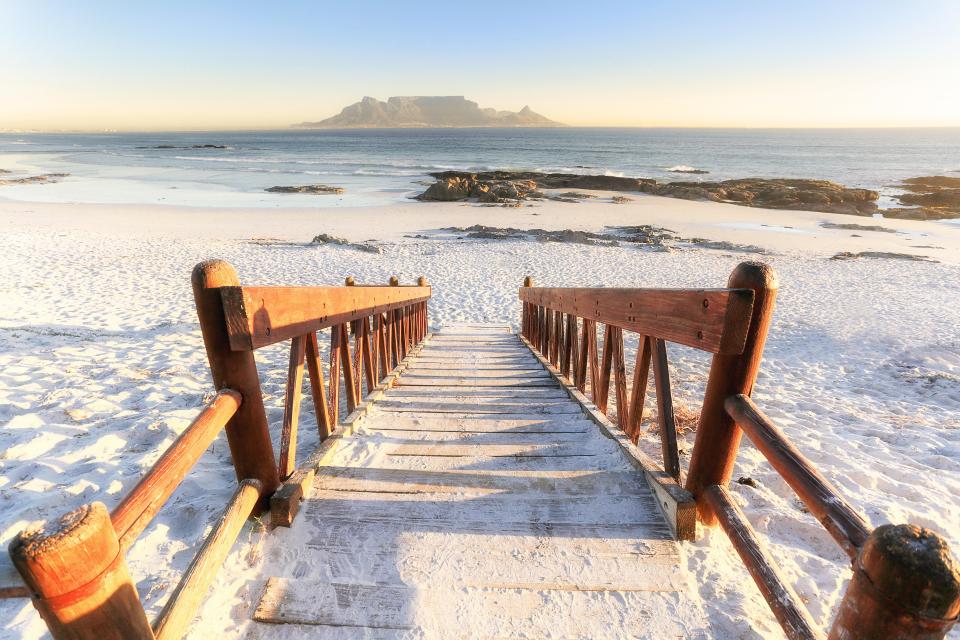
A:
[2, 0, 958, 131]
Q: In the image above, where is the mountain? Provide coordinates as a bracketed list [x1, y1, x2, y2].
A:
[294, 96, 561, 129]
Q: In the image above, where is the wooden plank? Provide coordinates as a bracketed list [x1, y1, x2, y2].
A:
[612, 326, 628, 430]
[328, 325, 342, 425]
[652, 338, 681, 482]
[361, 317, 376, 395]
[627, 336, 652, 442]
[305, 331, 333, 440]
[363, 416, 590, 433]
[395, 377, 559, 388]
[254, 578, 414, 629]
[384, 388, 570, 399]
[595, 324, 614, 413]
[575, 317, 589, 391]
[220, 285, 431, 351]
[339, 324, 358, 414]
[401, 370, 550, 379]
[519, 286, 755, 354]
[153, 480, 262, 640]
[279, 335, 306, 480]
[314, 467, 653, 495]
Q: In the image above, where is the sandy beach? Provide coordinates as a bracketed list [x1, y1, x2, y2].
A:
[2, 193, 959, 638]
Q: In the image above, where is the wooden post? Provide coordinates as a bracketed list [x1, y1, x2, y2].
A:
[685, 261, 778, 524]
[191, 260, 279, 510]
[9, 502, 154, 639]
[829, 524, 959, 640]
[522, 277, 533, 338]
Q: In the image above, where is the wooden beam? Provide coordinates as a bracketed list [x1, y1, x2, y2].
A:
[575, 317, 589, 392]
[111, 390, 241, 548]
[627, 336, 652, 443]
[9, 502, 155, 639]
[686, 262, 778, 525]
[595, 324, 614, 413]
[652, 338, 680, 482]
[219, 285, 431, 351]
[278, 336, 306, 480]
[612, 327, 628, 431]
[704, 485, 823, 640]
[361, 317, 376, 395]
[191, 260, 279, 511]
[725, 394, 869, 559]
[519, 286, 754, 354]
[152, 480, 262, 640]
[339, 323, 357, 414]
[329, 326, 342, 425]
[305, 331, 333, 441]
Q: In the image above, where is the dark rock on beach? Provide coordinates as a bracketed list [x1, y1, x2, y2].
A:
[267, 184, 345, 194]
[887, 176, 960, 219]
[831, 251, 937, 263]
[311, 233, 380, 253]
[417, 171, 879, 215]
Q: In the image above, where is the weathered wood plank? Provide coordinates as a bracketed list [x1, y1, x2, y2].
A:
[220, 285, 430, 351]
[278, 335, 306, 480]
[519, 286, 755, 354]
[395, 377, 559, 388]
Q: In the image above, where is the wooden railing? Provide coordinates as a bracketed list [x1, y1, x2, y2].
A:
[520, 262, 959, 640]
[4, 260, 432, 640]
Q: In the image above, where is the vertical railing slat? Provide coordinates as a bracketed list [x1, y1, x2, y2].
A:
[305, 331, 333, 439]
[278, 335, 306, 480]
[652, 337, 681, 481]
[627, 336, 652, 443]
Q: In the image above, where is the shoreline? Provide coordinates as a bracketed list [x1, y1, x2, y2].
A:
[2, 193, 959, 264]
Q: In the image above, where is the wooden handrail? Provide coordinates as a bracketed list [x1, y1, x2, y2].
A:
[724, 394, 870, 559]
[111, 389, 242, 549]
[704, 485, 824, 640]
[519, 286, 755, 354]
[219, 284, 431, 351]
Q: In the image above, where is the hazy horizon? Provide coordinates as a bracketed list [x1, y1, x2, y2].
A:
[2, 1, 959, 131]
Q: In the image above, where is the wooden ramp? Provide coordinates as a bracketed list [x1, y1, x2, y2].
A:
[249, 325, 696, 639]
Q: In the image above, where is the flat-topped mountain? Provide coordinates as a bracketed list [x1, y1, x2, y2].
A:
[294, 96, 561, 129]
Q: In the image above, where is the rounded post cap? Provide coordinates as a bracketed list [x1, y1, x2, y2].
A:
[191, 259, 239, 289]
[523, 276, 534, 287]
[727, 261, 779, 292]
[860, 524, 960, 619]
[417, 276, 428, 286]
[344, 276, 356, 286]
[10, 502, 118, 596]
[389, 275, 399, 286]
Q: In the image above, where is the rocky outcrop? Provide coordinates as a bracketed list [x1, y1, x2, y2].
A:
[650, 178, 878, 215]
[296, 96, 561, 129]
[418, 176, 543, 203]
[266, 184, 344, 194]
[887, 176, 960, 219]
[416, 171, 879, 215]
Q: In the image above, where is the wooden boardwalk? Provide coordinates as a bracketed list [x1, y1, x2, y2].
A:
[249, 325, 695, 638]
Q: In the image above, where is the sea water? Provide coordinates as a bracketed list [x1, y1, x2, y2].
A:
[1, 128, 958, 209]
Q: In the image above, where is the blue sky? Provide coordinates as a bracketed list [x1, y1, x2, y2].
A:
[2, 0, 958, 130]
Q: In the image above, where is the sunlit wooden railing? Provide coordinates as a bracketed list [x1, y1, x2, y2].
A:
[519, 262, 959, 640]
[4, 260, 432, 640]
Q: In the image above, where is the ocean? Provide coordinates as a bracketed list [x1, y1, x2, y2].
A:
[1, 128, 958, 209]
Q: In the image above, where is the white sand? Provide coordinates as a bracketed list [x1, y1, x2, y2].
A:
[1, 194, 958, 639]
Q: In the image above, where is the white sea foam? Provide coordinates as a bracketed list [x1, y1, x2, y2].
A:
[667, 165, 708, 174]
